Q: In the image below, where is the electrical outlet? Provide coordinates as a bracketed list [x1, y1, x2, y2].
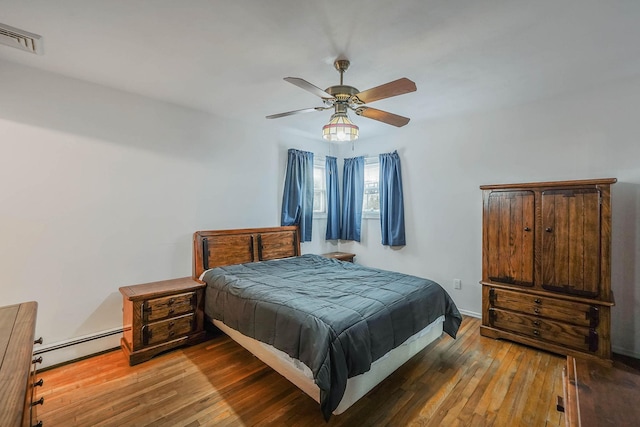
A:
[453, 279, 462, 290]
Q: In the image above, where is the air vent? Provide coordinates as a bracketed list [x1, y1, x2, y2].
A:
[0, 22, 43, 55]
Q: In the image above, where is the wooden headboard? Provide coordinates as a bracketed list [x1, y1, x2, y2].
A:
[193, 226, 300, 278]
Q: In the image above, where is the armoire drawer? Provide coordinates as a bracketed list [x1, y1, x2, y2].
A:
[143, 291, 196, 322]
[489, 288, 598, 328]
[489, 308, 596, 353]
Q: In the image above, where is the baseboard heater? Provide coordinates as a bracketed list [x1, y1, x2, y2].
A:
[33, 327, 123, 355]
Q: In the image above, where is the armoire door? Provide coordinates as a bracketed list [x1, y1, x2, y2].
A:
[485, 190, 535, 286]
[541, 188, 601, 297]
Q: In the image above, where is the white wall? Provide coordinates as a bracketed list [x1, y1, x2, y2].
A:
[1, 58, 638, 365]
[0, 60, 334, 366]
[337, 75, 640, 358]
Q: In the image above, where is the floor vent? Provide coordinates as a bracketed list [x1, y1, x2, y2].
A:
[0, 22, 43, 55]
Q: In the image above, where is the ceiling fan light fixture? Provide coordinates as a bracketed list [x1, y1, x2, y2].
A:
[322, 112, 359, 142]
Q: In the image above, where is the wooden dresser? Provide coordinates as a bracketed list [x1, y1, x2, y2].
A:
[0, 302, 43, 427]
[560, 356, 640, 426]
[480, 178, 616, 362]
[119, 277, 207, 365]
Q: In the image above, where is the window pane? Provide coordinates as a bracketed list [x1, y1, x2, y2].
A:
[363, 161, 380, 213]
[314, 190, 325, 213]
[313, 160, 327, 214]
[314, 167, 324, 190]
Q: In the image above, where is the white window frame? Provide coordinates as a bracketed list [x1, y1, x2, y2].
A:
[313, 157, 327, 218]
[362, 156, 380, 219]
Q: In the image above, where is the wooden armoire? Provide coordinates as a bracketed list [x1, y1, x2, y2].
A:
[480, 178, 616, 362]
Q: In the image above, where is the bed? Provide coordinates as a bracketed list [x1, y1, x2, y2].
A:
[193, 226, 462, 420]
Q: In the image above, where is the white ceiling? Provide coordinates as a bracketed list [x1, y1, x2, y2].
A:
[2, 0, 640, 141]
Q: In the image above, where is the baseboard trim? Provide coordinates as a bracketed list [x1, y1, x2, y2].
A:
[38, 347, 120, 372]
[458, 309, 481, 319]
[34, 327, 123, 355]
[612, 345, 640, 360]
[34, 327, 123, 370]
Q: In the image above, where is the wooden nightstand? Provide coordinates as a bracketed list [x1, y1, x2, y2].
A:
[321, 252, 355, 262]
[119, 277, 207, 366]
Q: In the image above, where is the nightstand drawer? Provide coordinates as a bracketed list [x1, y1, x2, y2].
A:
[143, 313, 195, 346]
[489, 308, 595, 352]
[489, 288, 597, 327]
[143, 292, 196, 322]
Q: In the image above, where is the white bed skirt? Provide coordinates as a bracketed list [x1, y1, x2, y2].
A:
[213, 315, 445, 414]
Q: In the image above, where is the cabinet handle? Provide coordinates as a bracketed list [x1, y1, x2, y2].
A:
[31, 397, 44, 407]
[142, 304, 152, 319]
[34, 378, 44, 387]
[545, 227, 553, 232]
[34, 337, 43, 345]
[524, 227, 531, 232]
[32, 356, 43, 364]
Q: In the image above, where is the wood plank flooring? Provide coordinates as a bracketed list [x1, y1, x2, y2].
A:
[37, 317, 566, 426]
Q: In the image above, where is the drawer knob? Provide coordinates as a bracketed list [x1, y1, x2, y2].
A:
[533, 320, 540, 326]
[168, 298, 175, 305]
[168, 321, 175, 328]
[168, 309, 175, 315]
[32, 356, 43, 364]
[33, 422, 43, 427]
[169, 331, 175, 337]
[534, 308, 540, 314]
[533, 330, 540, 336]
[545, 227, 553, 232]
[524, 227, 531, 232]
[534, 298, 541, 304]
[34, 337, 43, 345]
[31, 397, 44, 407]
[34, 378, 44, 387]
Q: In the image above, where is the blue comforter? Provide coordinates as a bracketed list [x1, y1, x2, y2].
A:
[202, 254, 462, 420]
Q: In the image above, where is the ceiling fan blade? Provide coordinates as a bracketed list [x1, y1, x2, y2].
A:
[266, 107, 325, 119]
[284, 77, 334, 99]
[355, 107, 410, 127]
[354, 78, 417, 104]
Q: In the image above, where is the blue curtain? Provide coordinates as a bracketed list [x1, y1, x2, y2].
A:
[341, 156, 364, 241]
[281, 148, 314, 242]
[325, 156, 340, 240]
[379, 151, 406, 246]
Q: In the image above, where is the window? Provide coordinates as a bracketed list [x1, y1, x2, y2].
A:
[362, 157, 379, 218]
[313, 158, 326, 215]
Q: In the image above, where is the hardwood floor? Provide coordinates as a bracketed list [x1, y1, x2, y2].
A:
[37, 317, 566, 426]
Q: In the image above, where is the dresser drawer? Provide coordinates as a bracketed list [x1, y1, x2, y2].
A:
[489, 288, 598, 327]
[143, 313, 195, 346]
[143, 292, 196, 322]
[489, 308, 596, 353]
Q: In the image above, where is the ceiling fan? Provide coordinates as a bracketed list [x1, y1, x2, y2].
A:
[266, 59, 417, 141]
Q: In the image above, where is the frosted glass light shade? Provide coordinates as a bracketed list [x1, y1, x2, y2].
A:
[322, 113, 359, 142]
